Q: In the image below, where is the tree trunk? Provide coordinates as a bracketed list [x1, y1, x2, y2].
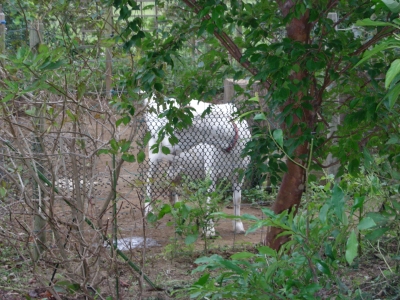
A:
[264, 2, 314, 249]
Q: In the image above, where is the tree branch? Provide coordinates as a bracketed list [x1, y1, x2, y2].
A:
[181, 0, 270, 88]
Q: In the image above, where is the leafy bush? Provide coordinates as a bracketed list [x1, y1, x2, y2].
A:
[149, 176, 229, 253]
[182, 173, 400, 299]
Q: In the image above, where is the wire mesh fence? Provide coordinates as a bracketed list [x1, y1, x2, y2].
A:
[138, 101, 252, 204]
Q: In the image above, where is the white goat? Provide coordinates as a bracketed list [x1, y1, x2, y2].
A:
[145, 99, 250, 235]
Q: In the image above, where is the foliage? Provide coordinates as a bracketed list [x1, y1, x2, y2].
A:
[110, 1, 399, 237]
[182, 173, 400, 299]
[242, 184, 276, 205]
[0, 1, 156, 298]
[2, 0, 400, 298]
[356, 1, 400, 110]
[149, 176, 229, 252]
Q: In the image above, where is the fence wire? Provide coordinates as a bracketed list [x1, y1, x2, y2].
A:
[138, 102, 253, 203]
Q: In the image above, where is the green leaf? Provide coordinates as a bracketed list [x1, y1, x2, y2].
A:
[237, 110, 258, 120]
[219, 259, 244, 274]
[319, 204, 330, 223]
[363, 148, 374, 170]
[253, 113, 267, 121]
[345, 230, 358, 265]
[198, 6, 211, 19]
[137, 150, 146, 163]
[168, 135, 179, 145]
[1, 93, 15, 103]
[366, 212, 390, 226]
[97, 149, 109, 155]
[41, 59, 66, 70]
[185, 233, 198, 245]
[351, 196, 365, 214]
[76, 82, 87, 99]
[357, 217, 377, 230]
[230, 252, 255, 260]
[391, 199, 400, 211]
[315, 260, 331, 275]
[66, 109, 77, 121]
[385, 59, 400, 88]
[265, 261, 279, 281]
[273, 129, 283, 147]
[154, 82, 163, 92]
[331, 185, 345, 218]
[195, 255, 220, 264]
[356, 19, 394, 27]
[387, 135, 399, 145]
[240, 213, 259, 221]
[194, 273, 210, 286]
[158, 204, 171, 218]
[110, 139, 118, 151]
[348, 158, 360, 176]
[386, 83, 400, 109]
[354, 43, 388, 67]
[261, 207, 276, 217]
[121, 153, 135, 162]
[116, 115, 131, 127]
[0, 187, 7, 197]
[382, 0, 400, 13]
[146, 212, 157, 223]
[257, 246, 277, 257]
[365, 227, 390, 241]
[120, 141, 131, 152]
[161, 146, 171, 155]
[143, 132, 152, 146]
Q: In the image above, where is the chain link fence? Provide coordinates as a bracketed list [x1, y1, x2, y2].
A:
[138, 101, 253, 203]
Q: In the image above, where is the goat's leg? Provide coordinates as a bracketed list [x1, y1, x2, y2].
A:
[233, 189, 245, 233]
[170, 190, 179, 205]
[168, 161, 180, 205]
[204, 196, 216, 237]
[204, 180, 216, 237]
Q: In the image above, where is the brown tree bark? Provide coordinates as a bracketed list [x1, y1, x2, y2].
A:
[264, 1, 314, 249]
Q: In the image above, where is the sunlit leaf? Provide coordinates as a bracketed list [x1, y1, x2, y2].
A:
[345, 230, 358, 265]
[257, 246, 277, 257]
[137, 150, 146, 163]
[193, 273, 210, 286]
[254, 113, 267, 121]
[356, 19, 394, 27]
[382, 0, 400, 13]
[315, 260, 331, 275]
[386, 83, 400, 109]
[161, 146, 171, 155]
[385, 59, 400, 88]
[357, 217, 377, 230]
[121, 153, 135, 162]
[230, 252, 255, 260]
[365, 227, 390, 241]
[116, 115, 131, 127]
[273, 129, 283, 147]
[185, 233, 198, 245]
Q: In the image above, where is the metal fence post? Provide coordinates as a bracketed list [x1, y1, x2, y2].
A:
[0, 5, 6, 64]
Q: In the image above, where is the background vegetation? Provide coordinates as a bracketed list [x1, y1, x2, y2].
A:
[0, 0, 399, 299]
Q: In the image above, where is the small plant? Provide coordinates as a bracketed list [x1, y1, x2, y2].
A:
[183, 172, 400, 299]
[150, 176, 228, 254]
[242, 184, 276, 206]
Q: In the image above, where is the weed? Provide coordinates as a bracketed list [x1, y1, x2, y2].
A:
[149, 176, 228, 255]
